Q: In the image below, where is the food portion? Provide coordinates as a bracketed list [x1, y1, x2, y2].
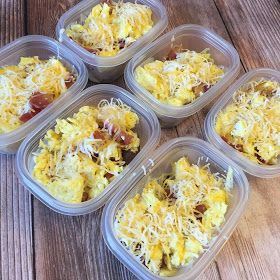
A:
[66, 1, 153, 56]
[215, 79, 280, 165]
[115, 157, 231, 276]
[33, 99, 140, 203]
[0, 56, 75, 134]
[135, 48, 225, 106]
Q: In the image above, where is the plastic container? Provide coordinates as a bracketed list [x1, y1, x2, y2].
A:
[125, 24, 240, 128]
[0, 35, 88, 154]
[102, 137, 249, 280]
[56, 0, 168, 83]
[16, 84, 161, 215]
[204, 68, 280, 178]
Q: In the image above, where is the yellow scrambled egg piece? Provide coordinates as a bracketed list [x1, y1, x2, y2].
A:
[0, 56, 73, 134]
[66, 1, 153, 56]
[215, 79, 280, 165]
[115, 157, 230, 275]
[135, 49, 224, 106]
[33, 99, 140, 203]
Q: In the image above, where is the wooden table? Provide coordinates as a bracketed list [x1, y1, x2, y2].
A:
[1, 0, 280, 279]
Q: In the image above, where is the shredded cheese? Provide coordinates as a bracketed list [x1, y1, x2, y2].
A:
[115, 157, 230, 275]
[33, 99, 140, 203]
[135, 49, 225, 106]
[0, 56, 74, 134]
[215, 79, 280, 165]
[66, 1, 153, 56]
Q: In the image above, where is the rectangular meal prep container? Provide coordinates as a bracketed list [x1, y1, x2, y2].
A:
[15, 84, 161, 215]
[101, 137, 249, 280]
[56, 0, 168, 83]
[0, 35, 88, 154]
[125, 24, 241, 128]
[204, 68, 280, 178]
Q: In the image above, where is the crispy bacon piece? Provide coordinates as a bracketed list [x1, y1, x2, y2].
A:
[19, 92, 54, 123]
[29, 92, 54, 110]
[166, 45, 184, 61]
[65, 75, 75, 89]
[84, 47, 98, 54]
[221, 136, 243, 152]
[105, 173, 114, 180]
[81, 192, 89, 202]
[165, 188, 176, 199]
[19, 111, 37, 123]
[93, 130, 106, 140]
[101, 0, 113, 4]
[193, 84, 212, 97]
[119, 39, 126, 49]
[103, 120, 133, 145]
[114, 131, 133, 145]
[195, 204, 207, 214]
[166, 48, 177, 60]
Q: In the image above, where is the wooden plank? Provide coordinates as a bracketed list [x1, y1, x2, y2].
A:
[0, 1, 34, 280]
[208, 1, 280, 279]
[214, 0, 280, 70]
[0, 0, 25, 46]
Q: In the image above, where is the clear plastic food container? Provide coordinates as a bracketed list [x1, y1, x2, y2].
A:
[56, 0, 168, 83]
[16, 84, 161, 215]
[102, 137, 249, 280]
[0, 35, 88, 154]
[204, 68, 280, 178]
[125, 24, 240, 127]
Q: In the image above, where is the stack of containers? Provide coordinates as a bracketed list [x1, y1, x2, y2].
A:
[2, 0, 272, 278]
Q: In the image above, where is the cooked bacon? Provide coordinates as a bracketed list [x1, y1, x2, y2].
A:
[114, 130, 133, 145]
[101, 0, 113, 4]
[81, 192, 89, 202]
[19, 111, 37, 123]
[102, 120, 133, 145]
[84, 47, 98, 54]
[166, 48, 177, 60]
[221, 136, 243, 152]
[93, 130, 106, 140]
[105, 173, 114, 180]
[29, 92, 54, 110]
[193, 84, 212, 97]
[195, 204, 207, 214]
[19, 92, 54, 123]
[65, 75, 75, 89]
[119, 39, 126, 49]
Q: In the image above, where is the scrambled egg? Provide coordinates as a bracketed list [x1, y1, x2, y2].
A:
[0, 56, 74, 134]
[115, 157, 230, 275]
[33, 98, 140, 203]
[135, 48, 224, 106]
[66, 1, 153, 56]
[215, 79, 280, 165]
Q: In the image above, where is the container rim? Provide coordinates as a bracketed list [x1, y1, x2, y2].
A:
[16, 84, 161, 215]
[125, 24, 241, 119]
[204, 68, 280, 178]
[0, 35, 88, 148]
[55, 0, 168, 67]
[101, 136, 250, 280]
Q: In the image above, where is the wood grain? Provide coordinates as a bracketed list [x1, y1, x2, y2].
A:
[0, 1, 34, 280]
[214, 0, 280, 70]
[0, 0, 25, 46]
[1, 0, 280, 279]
